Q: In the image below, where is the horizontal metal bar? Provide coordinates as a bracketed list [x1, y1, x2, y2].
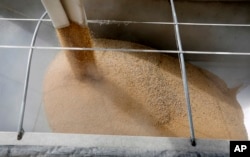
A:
[1, 45, 250, 55]
[0, 45, 177, 53]
[0, 17, 51, 22]
[179, 22, 250, 27]
[1, 17, 250, 27]
[87, 20, 174, 25]
[88, 20, 250, 27]
[184, 51, 250, 55]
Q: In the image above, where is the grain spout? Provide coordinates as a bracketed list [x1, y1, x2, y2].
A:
[56, 22, 98, 80]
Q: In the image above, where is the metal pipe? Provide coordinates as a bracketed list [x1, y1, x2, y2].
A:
[1, 18, 250, 27]
[17, 12, 47, 140]
[1, 45, 250, 55]
[169, 0, 196, 146]
[0, 17, 51, 22]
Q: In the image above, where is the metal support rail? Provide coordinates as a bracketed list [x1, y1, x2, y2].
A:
[169, 0, 196, 146]
[1, 45, 250, 55]
[0, 45, 250, 55]
[1, 17, 250, 27]
[17, 12, 47, 140]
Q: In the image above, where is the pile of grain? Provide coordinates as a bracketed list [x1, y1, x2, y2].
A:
[43, 23, 247, 140]
[44, 23, 247, 139]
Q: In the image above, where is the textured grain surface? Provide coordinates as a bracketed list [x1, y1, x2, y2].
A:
[43, 38, 247, 140]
